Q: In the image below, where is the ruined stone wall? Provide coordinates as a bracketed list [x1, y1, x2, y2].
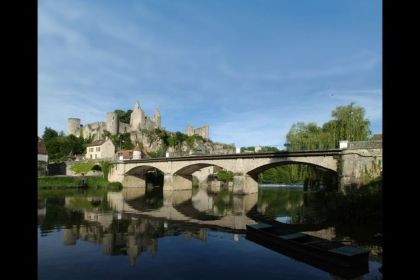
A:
[106, 112, 118, 134]
[119, 122, 131, 134]
[82, 122, 106, 140]
[186, 125, 209, 139]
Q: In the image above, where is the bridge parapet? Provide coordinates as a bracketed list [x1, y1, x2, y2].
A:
[348, 140, 382, 149]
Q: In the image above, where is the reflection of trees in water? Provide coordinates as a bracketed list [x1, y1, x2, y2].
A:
[39, 202, 84, 235]
[295, 191, 382, 245]
[212, 189, 233, 215]
[257, 188, 303, 222]
[255, 188, 382, 247]
[39, 195, 208, 266]
[144, 187, 163, 209]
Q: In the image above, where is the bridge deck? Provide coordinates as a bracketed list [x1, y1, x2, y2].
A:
[111, 150, 344, 164]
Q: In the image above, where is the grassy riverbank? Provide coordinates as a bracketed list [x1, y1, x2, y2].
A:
[38, 176, 122, 190]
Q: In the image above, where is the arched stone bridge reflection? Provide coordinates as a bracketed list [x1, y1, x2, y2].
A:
[106, 188, 258, 231]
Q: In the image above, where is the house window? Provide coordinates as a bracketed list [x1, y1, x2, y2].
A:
[96, 147, 100, 152]
[89, 147, 94, 152]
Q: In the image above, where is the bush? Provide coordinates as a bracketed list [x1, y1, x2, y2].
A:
[216, 170, 234, 182]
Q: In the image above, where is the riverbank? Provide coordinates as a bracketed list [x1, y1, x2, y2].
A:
[38, 176, 122, 190]
[308, 176, 382, 226]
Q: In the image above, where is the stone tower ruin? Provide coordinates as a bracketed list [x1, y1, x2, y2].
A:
[67, 118, 81, 136]
[106, 112, 119, 135]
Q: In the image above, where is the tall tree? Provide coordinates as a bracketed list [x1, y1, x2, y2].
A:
[42, 127, 58, 142]
[285, 103, 372, 151]
[329, 102, 371, 142]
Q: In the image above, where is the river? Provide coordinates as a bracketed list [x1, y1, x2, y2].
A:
[38, 185, 382, 280]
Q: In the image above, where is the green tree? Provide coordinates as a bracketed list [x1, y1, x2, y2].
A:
[118, 133, 134, 150]
[329, 102, 371, 142]
[115, 109, 132, 124]
[285, 103, 372, 151]
[42, 127, 58, 142]
[141, 129, 160, 148]
[155, 128, 170, 147]
[216, 170, 234, 182]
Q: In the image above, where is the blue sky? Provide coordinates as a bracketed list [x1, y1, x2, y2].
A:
[38, 0, 382, 148]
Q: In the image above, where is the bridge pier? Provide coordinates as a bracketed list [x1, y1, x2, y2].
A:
[233, 175, 258, 194]
[163, 174, 193, 191]
[339, 148, 383, 192]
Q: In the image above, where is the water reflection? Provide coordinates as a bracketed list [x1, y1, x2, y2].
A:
[38, 186, 382, 279]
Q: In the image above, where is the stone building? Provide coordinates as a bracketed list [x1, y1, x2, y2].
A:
[67, 100, 161, 140]
[38, 137, 48, 176]
[185, 124, 209, 140]
[116, 147, 144, 160]
[85, 138, 115, 160]
[38, 137, 48, 162]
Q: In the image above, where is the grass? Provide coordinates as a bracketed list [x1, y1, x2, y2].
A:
[38, 176, 122, 191]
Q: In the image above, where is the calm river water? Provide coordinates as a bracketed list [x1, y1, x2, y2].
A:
[38, 186, 382, 280]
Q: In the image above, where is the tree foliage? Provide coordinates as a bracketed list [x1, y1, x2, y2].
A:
[119, 133, 134, 150]
[285, 103, 371, 151]
[42, 127, 58, 143]
[258, 103, 372, 186]
[99, 161, 111, 179]
[216, 170, 234, 182]
[114, 109, 132, 124]
[41, 127, 88, 161]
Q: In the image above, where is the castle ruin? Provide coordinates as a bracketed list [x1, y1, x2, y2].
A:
[185, 124, 209, 140]
[67, 101, 161, 140]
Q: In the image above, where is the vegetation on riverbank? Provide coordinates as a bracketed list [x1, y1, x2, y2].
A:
[38, 176, 122, 190]
[216, 170, 234, 182]
[299, 176, 382, 226]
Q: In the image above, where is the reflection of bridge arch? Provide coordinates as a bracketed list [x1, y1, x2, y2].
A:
[106, 190, 258, 231]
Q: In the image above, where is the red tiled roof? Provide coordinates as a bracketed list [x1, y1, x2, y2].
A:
[86, 139, 106, 147]
[116, 150, 134, 159]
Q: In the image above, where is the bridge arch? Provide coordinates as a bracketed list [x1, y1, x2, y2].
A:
[123, 165, 165, 188]
[126, 165, 165, 177]
[243, 157, 337, 176]
[246, 160, 337, 178]
[173, 163, 226, 177]
[91, 164, 102, 171]
[246, 159, 339, 191]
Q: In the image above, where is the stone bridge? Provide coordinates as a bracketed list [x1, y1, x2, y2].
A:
[108, 147, 382, 193]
